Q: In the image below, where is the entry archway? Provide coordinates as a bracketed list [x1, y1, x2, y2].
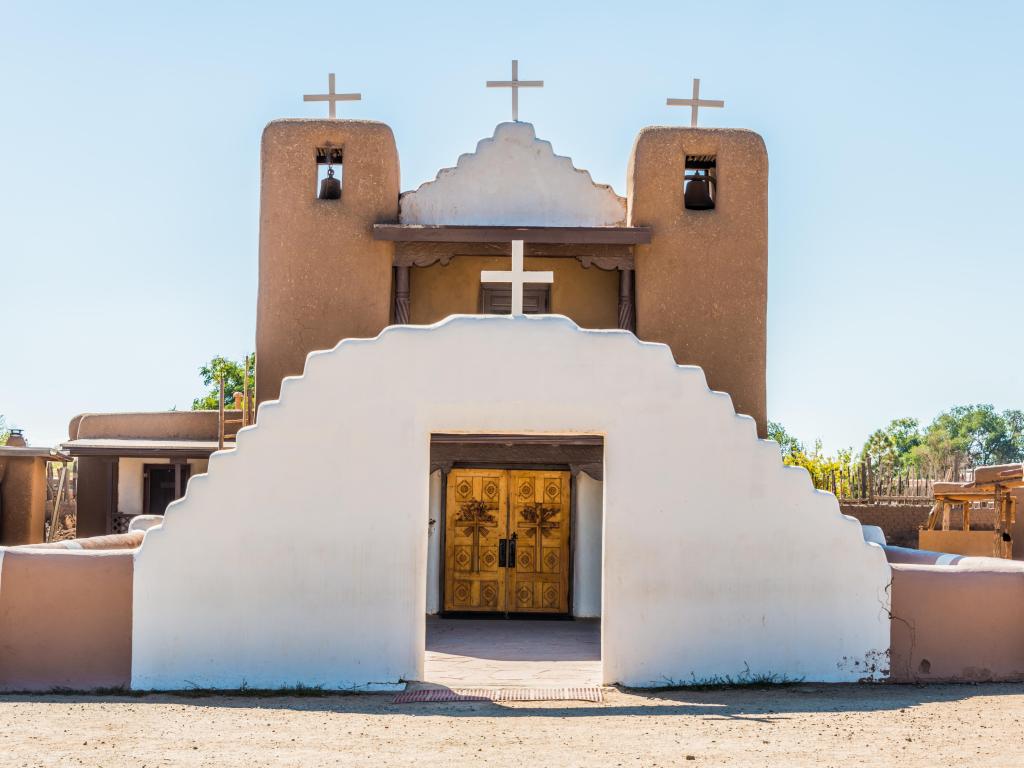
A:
[132, 316, 890, 690]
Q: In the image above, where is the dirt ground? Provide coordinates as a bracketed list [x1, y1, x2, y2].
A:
[1, 684, 1023, 767]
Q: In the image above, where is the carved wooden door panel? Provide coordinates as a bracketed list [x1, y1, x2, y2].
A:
[507, 470, 571, 614]
[444, 469, 508, 612]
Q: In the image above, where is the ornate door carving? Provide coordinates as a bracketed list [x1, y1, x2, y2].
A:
[443, 469, 572, 615]
[444, 469, 508, 612]
[508, 470, 571, 613]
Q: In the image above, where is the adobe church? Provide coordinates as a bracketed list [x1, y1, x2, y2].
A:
[7, 67, 1024, 693]
[3, 69, 901, 691]
[234, 72, 772, 621]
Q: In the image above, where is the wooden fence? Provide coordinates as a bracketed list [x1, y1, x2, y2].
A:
[807, 463, 973, 503]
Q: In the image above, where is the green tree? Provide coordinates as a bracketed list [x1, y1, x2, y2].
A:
[192, 355, 255, 411]
[767, 421, 802, 458]
[0, 414, 8, 446]
[769, 421, 855, 495]
[911, 404, 1024, 473]
[861, 417, 922, 473]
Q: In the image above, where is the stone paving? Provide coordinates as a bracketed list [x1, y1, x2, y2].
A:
[422, 616, 601, 688]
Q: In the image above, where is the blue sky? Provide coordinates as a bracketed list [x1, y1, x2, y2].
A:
[2, 0, 1022, 449]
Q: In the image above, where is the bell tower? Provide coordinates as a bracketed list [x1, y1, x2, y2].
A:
[627, 127, 768, 435]
[256, 119, 400, 403]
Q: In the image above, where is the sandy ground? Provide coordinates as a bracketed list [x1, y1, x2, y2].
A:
[2, 684, 1023, 767]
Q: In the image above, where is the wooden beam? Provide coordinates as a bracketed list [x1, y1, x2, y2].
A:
[64, 446, 216, 459]
[430, 433, 603, 447]
[393, 241, 635, 270]
[374, 224, 652, 245]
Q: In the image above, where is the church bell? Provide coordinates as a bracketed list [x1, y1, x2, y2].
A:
[684, 172, 715, 210]
[318, 166, 341, 200]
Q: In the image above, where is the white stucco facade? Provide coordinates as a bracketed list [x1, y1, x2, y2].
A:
[426, 470, 442, 615]
[573, 473, 603, 618]
[399, 122, 626, 227]
[132, 316, 891, 690]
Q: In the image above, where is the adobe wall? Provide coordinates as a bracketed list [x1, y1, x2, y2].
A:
[257, 119, 400, 403]
[399, 122, 626, 227]
[840, 503, 933, 548]
[889, 560, 1024, 682]
[0, 456, 47, 545]
[627, 128, 768, 435]
[71, 411, 222, 441]
[0, 547, 133, 691]
[132, 316, 889, 690]
[410, 256, 619, 328]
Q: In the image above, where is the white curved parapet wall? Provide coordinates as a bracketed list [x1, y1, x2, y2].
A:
[132, 316, 891, 690]
[398, 122, 626, 227]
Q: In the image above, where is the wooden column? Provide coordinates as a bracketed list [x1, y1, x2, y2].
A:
[618, 267, 635, 332]
[394, 266, 410, 325]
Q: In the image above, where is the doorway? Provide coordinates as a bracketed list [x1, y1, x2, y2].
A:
[443, 468, 571, 615]
[143, 463, 191, 516]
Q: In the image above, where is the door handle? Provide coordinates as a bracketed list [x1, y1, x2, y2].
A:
[509, 532, 517, 568]
[498, 538, 508, 568]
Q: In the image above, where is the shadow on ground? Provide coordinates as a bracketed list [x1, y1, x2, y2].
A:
[4, 683, 1024, 719]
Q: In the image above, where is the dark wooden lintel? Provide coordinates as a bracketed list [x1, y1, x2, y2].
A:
[429, 436, 604, 481]
[431, 434, 603, 446]
[394, 241, 634, 270]
[374, 224, 651, 245]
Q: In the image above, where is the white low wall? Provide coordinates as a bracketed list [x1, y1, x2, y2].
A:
[132, 316, 891, 689]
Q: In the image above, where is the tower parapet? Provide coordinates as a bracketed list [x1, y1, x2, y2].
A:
[256, 119, 400, 403]
[627, 127, 768, 434]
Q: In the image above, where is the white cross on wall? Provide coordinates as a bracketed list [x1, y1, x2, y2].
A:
[667, 78, 725, 127]
[303, 73, 362, 118]
[481, 241, 553, 316]
[486, 59, 543, 122]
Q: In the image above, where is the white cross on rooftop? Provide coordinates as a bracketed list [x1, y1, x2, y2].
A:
[486, 59, 543, 122]
[667, 78, 725, 127]
[303, 73, 361, 118]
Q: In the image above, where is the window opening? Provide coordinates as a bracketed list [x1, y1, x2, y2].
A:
[316, 147, 343, 200]
[684, 155, 716, 210]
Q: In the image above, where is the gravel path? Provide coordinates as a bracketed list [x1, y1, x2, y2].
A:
[1, 684, 1022, 767]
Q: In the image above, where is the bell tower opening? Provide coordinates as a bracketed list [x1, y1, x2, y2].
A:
[315, 147, 343, 200]
[684, 154, 716, 211]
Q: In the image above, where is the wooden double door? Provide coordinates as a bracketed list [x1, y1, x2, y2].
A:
[444, 468, 571, 615]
